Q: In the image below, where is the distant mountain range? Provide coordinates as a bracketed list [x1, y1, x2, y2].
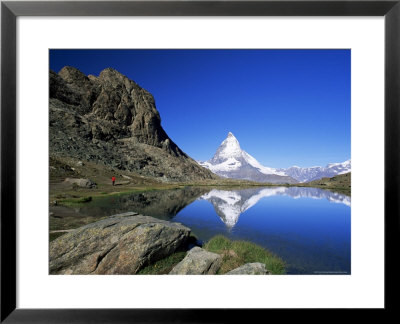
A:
[278, 159, 351, 182]
[198, 132, 351, 183]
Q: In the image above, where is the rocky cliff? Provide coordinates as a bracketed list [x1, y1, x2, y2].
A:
[49, 67, 217, 182]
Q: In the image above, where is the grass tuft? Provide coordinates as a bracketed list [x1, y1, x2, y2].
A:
[204, 235, 286, 274]
[137, 251, 187, 275]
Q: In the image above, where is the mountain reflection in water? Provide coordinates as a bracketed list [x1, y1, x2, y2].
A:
[172, 186, 351, 274]
[69, 186, 350, 226]
[201, 187, 350, 228]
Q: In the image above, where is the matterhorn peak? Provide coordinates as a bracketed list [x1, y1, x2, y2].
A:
[213, 132, 242, 161]
[225, 131, 238, 141]
[223, 132, 240, 146]
[198, 132, 297, 183]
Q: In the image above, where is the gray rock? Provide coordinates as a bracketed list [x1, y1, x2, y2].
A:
[226, 262, 270, 275]
[50, 215, 191, 275]
[169, 247, 222, 275]
[109, 211, 138, 218]
[63, 178, 97, 188]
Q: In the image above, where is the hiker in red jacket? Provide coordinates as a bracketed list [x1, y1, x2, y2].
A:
[111, 176, 116, 186]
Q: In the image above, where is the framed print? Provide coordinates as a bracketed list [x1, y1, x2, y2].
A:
[1, 0, 399, 322]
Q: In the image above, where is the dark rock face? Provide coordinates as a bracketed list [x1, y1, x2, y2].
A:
[49, 215, 191, 274]
[49, 67, 217, 182]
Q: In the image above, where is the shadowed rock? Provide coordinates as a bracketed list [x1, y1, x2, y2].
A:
[226, 262, 270, 275]
[169, 247, 222, 275]
[50, 215, 191, 275]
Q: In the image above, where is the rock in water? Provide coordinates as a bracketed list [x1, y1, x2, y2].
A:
[169, 247, 222, 275]
[226, 262, 270, 275]
[49, 215, 191, 274]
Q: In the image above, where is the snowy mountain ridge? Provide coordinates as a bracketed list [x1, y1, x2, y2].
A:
[280, 159, 351, 182]
[198, 132, 351, 183]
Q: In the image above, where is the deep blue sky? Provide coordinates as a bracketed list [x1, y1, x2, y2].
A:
[50, 49, 350, 168]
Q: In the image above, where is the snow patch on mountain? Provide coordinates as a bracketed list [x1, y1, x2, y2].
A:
[201, 157, 242, 173]
[242, 151, 286, 176]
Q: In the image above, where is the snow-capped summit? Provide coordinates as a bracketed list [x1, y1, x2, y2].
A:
[199, 132, 297, 184]
[211, 132, 242, 162]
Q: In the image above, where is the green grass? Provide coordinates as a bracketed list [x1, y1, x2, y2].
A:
[137, 235, 199, 274]
[137, 251, 187, 274]
[58, 196, 92, 206]
[204, 235, 286, 274]
[301, 172, 351, 195]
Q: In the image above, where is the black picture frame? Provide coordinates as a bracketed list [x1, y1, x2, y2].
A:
[1, 0, 399, 322]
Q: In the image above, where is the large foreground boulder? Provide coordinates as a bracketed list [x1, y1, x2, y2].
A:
[226, 263, 270, 275]
[169, 247, 222, 275]
[50, 215, 191, 274]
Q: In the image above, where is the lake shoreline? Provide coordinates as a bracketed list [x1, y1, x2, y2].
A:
[50, 212, 286, 275]
[50, 180, 350, 207]
[49, 184, 351, 274]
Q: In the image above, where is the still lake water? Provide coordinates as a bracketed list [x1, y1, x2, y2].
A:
[69, 186, 351, 274]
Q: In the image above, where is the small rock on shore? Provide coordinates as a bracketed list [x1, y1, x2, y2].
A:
[169, 247, 222, 275]
[226, 262, 270, 275]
